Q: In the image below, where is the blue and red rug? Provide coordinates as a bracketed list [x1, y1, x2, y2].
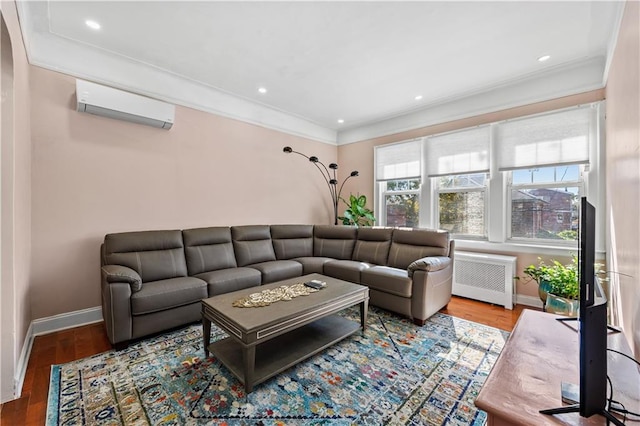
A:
[46, 307, 508, 425]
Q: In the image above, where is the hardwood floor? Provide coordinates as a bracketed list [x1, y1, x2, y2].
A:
[0, 296, 534, 425]
[440, 296, 531, 333]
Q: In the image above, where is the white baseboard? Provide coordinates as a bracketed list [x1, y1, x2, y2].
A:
[30, 306, 103, 337]
[14, 306, 103, 399]
[13, 322, 34, 401]
[516, 294, 544, 309]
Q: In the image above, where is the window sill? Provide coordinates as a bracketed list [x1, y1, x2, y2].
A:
[453, 239, 605, 259]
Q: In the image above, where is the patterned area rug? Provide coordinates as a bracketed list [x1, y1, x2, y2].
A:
[46, 307, 509, 425]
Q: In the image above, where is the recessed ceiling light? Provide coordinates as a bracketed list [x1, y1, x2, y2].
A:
[258, 87, 267, 94]
[85, 20, 101, 30]
[337, 119, 344, 124]
[415, 95, 423, 101]
[538, 55, 551, 62]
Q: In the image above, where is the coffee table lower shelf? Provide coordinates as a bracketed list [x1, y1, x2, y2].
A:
[208, 314, 361, 391]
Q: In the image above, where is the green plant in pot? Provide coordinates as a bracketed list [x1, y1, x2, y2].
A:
[339, 194, 376, 227]
[523, 257, 579, 316]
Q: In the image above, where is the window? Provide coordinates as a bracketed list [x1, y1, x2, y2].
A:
[427, 126, 491, 238]
[498, 106, 593, 243]
[382, 179, 420, 227]
[437, 173, 488, 238]
[375, 140, 422, 227]
[509, 166, 582, 241]
[374, 103, 601, 248]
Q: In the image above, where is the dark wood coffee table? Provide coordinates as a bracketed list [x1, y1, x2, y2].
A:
[201, 273, 369, 393]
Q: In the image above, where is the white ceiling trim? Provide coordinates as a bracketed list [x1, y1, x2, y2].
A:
[601, 1, 627, 88]
[337, 57, 605, 145]
[15, 1, 615, 148]
[17, 1, 337, 145]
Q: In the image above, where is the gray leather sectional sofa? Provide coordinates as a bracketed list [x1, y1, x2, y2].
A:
[101, 225, 454, 348]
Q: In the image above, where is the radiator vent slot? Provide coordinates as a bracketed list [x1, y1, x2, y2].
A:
[453, 251, 517, 309]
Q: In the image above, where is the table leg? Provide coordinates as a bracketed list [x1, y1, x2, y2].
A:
[202, 316, 211, 357]
[243, 345, 256, 393]
[360, 299, 368, 332]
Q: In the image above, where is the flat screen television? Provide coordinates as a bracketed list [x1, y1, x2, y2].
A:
[540, 197, 623, 425]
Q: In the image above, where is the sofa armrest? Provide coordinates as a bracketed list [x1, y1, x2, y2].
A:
[102, 265, 142, 292]
[407, 256, 452, 278]
[101, 265, 138, 346]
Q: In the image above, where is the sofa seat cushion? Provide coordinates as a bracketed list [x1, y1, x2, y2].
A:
[195, 267, 261, 296]
[361, 266, 412, 298]
[324, 260, 372, 283]
[249, 260, 303, 284]
[293, 257, 335, 274]
[131, 277, 207, 315]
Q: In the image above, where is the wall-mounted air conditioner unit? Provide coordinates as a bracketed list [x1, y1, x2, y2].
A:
[76, 79, 175, 129]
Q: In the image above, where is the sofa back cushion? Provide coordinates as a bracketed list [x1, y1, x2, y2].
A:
[313, 225, 357, 259]
[270, 224, 314, 259]
[352, 227, 393, 265]
[103, 230, 187, 283]
[183, 227, 237, 275]
[387, 228, 450, 269]
[232, 225, 276, 266]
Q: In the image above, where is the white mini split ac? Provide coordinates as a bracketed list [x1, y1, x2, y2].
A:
[76, 79, 175, 129]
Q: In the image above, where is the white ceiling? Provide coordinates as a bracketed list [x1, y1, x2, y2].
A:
[17, 1, 625, 144]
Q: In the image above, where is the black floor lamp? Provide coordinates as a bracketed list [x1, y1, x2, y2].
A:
[283, 146, 359, 225]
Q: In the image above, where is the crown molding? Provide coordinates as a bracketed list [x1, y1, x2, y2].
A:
[17, 1, 337, 145]
[336, 56, 606, 145]
[601, 1, 627, 87]
[16, 1, 612, 148]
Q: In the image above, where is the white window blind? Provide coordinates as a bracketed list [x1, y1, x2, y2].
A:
[425, 126, 490, 177]
[496, 106, 593, 171]
[375, 139, 422, 181]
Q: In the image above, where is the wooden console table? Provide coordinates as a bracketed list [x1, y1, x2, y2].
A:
[475, 309, 640, 425]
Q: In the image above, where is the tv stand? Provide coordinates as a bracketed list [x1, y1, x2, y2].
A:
[540, 404, 624, 426]
[475, 310, 640, 425]
[555, 316, 621, 333]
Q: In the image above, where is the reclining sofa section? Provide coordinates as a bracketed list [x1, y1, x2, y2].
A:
[101, 225, 455, 348]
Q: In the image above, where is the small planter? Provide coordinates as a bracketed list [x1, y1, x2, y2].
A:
[538, 280, 553, 310]
[545, 293, 579, 317]
[525, 257, 579, 313]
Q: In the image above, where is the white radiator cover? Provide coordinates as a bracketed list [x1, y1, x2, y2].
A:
[453, 251, 517, 309]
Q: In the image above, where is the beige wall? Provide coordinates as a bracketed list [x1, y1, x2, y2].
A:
[338, 90, 605, 300]
[29, 67, 339, 319]
[605, 1, 640, 355]
[1, 0, 33, 402]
